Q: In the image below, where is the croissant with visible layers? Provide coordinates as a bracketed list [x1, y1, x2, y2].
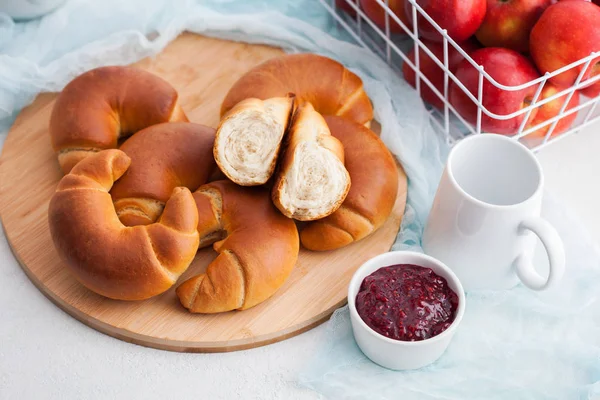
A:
[213, 95, 295, 186]
[271, 102, 351, 221]
[177, 180, 299, 313]
[301, 116, 399, 251]
[49, 66, 188, 173]
[48, 150, 200, 301]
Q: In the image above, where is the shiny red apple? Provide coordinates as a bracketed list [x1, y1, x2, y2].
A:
[450, 48, 541, 134]
[530, 1, 600, 97]
[336, 0, 359, 17]
[526, 84, 580, 137]
[403, 0, 487, 42]
[360, 0, 409, 33]
[475, 0, 553, 53]
[402, 39, 479, 109]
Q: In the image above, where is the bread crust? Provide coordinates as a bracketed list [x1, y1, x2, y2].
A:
[48, 150, 200, 301]
[300, 116, 399, 251]
[49, 66, 188, 173]
[220, 54, 372, 125]
[176, 180, 299, 313]
[271, 102, 351, 221]
[213, 95, 295, 186]
[111, 122, 216, 226]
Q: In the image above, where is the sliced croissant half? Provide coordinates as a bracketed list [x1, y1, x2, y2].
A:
[213, 94, 296, 186]
[272, 102, 351, 221]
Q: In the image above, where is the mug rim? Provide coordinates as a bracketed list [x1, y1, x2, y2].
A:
[446, 134, 543, 210]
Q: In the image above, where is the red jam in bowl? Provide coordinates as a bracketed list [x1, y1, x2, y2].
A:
[355, 264, 459, 342]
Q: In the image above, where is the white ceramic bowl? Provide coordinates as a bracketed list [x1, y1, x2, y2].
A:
[348, 250, 466, 370]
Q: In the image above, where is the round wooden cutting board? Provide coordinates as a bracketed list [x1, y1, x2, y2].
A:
[0, 33, 407, 352]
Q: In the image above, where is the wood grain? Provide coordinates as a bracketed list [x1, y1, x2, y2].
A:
[0, 33, 407, 352]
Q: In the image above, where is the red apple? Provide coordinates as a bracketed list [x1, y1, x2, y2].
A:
[526, 85, 580, 137]
[530, 1, 600, 97]
[336, 0, 359, 17]
[475, 0, 553, 53]
[360, 0, 409, 34]
[402, 39, 479, 109]
[450, 48, 541, 134]
[403, 0, 487, 42]
[581, 65, 600, 97]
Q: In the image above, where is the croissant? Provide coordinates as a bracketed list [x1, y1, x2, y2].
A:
[49, 66, 187, 173]
[176, 180, 299, 313]
[213, 95, 295, 186]
[221, 54, 373, 126]
[300, 116, 399, 251]
[271, 102, 351, 221]
[111, 122, 217, 226]
[48, 150, 200, 301]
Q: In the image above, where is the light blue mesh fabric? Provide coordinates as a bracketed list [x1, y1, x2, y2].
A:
[299, 191, 600, 399]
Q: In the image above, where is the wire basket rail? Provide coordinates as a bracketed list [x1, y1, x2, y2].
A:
[319, 0, 600, 151]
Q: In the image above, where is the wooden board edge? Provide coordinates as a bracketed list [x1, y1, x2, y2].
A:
[0, 74, 409, 353]
[0, 219, 365, 353]
[0, 156, 407, 353]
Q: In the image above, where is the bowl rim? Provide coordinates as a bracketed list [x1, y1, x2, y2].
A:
[348, 250, 466, 347]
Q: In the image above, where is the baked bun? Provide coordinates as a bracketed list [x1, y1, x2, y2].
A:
[214, 95, 295, 186]
[48, 150, 200, 301]
[176, 180, 299, 313]
[301, 116, 399, 251]
[221, 54, 373, 125]
[49, 66, 187, 173]
[111, 122, 216, 226]
[271, 102, 351, 221]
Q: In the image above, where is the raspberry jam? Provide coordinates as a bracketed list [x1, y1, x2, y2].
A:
[355, 264, 459, 342]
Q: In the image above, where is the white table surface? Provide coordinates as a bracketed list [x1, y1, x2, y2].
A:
[0, 124, 598, 400]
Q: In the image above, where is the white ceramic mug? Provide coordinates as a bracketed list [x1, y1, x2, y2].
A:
[422, 134, 565, 291]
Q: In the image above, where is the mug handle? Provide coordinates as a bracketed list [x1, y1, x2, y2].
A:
[514, 216, 565, 291]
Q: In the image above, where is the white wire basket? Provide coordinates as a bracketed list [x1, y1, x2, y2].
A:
[319, 0, 600, 151]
